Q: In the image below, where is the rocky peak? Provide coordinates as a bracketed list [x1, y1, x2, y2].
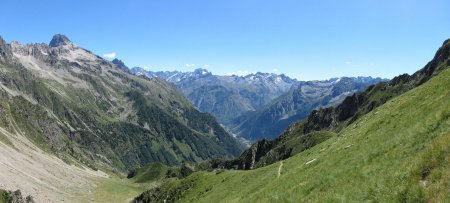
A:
[49, 34, 72, 47]
[5, 35, 100, 68]
[444, 38, 450, 47]
[112, 58, 131, 73]
[112, 58, 127, 68]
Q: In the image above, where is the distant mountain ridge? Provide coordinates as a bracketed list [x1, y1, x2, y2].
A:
[131, 67, 385, 141]
[231, 76, 386, 141]
[131, 67, 299, 124]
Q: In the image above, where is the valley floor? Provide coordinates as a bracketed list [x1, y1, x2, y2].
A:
[91, 177, 155, 203]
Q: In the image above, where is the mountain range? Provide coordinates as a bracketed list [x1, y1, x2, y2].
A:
[0, 34, 243, 174]
[131, 67, 384, 141]
[231, 76, 385, 141]
[131, 67, 298, 125]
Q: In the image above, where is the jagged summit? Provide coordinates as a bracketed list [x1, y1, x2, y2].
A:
[49, 34, 72, 47]
[112, 58, 131, 73]
[112, 58, 127, 68]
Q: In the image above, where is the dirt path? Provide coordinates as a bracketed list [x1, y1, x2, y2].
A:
[277, 161, 283, 178]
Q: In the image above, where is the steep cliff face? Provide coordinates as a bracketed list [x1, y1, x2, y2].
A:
[0, 34, 243, 171]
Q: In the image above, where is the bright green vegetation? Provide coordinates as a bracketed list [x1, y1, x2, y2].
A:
[92, 177, 156, 203]
[129, 163, 169, 183]
[0, 189, 8, 203]
[134, 67, 450, 202]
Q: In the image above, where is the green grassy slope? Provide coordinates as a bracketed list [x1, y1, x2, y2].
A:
[129, 163, 169, 183]
[0, 190, 8, 203]
[134, 66, 450, 202]
[92, 177, 156, 203]
[209, 39, 450, 171]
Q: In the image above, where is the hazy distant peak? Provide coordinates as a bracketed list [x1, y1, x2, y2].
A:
[192, 68, 211, 76]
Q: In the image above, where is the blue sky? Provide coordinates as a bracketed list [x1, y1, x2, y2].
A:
[1, 0, 449, 80]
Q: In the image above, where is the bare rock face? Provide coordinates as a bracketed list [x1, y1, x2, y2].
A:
[236, 139, 273, 170]
[49, 34, 72, 47]
[9, 34, 103, 69]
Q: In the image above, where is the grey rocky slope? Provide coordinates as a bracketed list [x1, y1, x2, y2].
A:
[0, 34, 243, 171]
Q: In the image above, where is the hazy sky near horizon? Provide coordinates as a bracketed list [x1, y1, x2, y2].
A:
[1, 0, 449, 80]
